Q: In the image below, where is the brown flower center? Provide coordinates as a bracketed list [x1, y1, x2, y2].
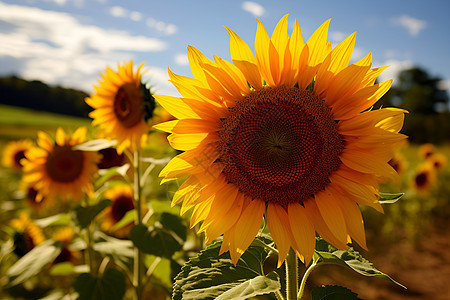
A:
[111, 194, 135, 223]
[45, 145, 84, 182]
[218, 86, 344, 206]
[415, 172, 428, 187]
[114, 83, 145, 128]
[98, 147, 126, 169]
[14, 150, 26, 168]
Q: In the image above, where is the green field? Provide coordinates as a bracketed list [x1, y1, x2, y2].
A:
[0, 104, 91, 140]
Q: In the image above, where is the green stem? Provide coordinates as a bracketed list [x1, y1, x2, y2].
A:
[297, 261, 318, 299]
[285, 248, 298, 300]
[275, 290, 286, 300]
[133, 150, 143, 300]
[82, 197, 95, 276]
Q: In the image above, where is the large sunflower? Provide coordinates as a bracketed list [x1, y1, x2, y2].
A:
[22, 127, 100, 202]
[2, 139, 34, 172]
[155, 15, 407, 266]
[86, 61, 156, 154]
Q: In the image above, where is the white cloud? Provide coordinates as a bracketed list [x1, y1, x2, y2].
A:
[0, 3, 167, 92]
[242, 1, 265, 17]
[329, 31, 348, 44]
[109, 5, 127, 18]
[146, 18, 178, 35]
[391, 15, 427, 36]
[174, 53, 189, 66]
[130, 11, 142, 22]
[438, 80, 450, 92]
[142, 67, 178, 96]
[376, 59, 413, 84]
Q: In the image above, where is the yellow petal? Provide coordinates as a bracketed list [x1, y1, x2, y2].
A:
[288, 203, 316, 265]
[306, 19, 331, 67]
[266, 203, 293, 267]
[167, 132, 219, 151]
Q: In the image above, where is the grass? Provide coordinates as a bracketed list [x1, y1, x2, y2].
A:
[0, 104, 91, 140]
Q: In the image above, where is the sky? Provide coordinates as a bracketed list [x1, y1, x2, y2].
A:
[1, 0, 449, 99]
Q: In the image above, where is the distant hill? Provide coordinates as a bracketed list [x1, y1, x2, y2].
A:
[0, 75, 91, 118]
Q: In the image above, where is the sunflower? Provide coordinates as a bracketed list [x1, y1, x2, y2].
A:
[86, 61, 156, 154]
[155, 15, 406, 266]
[100, 184, 135, 237]
[22, 183, 51, 214]
[411, 162, 436, 194]
[2, 139, 34, 172]
[52, 227, 80, 265]
[22, 127, 100, 202]
[388, 151, 408, 176]
[427, 153, 447, 171]
[418, 143, 434, 159]
[97, 147, 127, 169]
[10, 212, 45, 257]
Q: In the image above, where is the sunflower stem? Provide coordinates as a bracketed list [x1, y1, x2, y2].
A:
[133, 150, 143, 300]
[297, 260, 318, 299]
[285, 248, 298, 300]
[82, 197, 96, 276]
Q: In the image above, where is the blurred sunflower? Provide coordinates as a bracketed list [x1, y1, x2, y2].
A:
[52, 227, 80, 265]
[427, 153, 447, 171]
[155, 15, 406, 266]
[411, 163, 436, 194]
[418, 143, 434, 159]
[97, 147, 127, 169]
[86, 61, 156, 154]
[10, 212, 45, 257]
[22, 184, 51, 214]
[22, 127, 100, 202]
[2, 139, 33, 172]
[100, 184, 135, 237]
[388, 151, 408, 176]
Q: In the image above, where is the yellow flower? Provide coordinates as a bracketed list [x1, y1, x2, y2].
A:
[388, 151, 408, 176]
[52, 227, 80, 265]
[10, 212, 45, 257]
[411, 162, 436, 194]
[2, 139, 34, 172]
[155, 15, 407, 266]
[86, 61, 156, 154]
[427, 153, 447, 171]
[418, 143, 434, 159]
[22, 127, 100, 202]
[100, 184, 135, 237]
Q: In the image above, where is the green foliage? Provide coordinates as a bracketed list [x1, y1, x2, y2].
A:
[172, 236, 280, 300]
[73, 269, 126, 300]
[75, 199, 112, 229]
[130, 224, 183, 259]
[311, 285, 361, 300]
[379, 192, 404, 204]
[314, 238, 405, 289]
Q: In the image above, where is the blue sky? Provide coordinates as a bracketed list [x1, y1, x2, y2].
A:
[1, 0, 449, 99]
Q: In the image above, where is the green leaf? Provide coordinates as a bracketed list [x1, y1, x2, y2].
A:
[130, 224, 182, 258]
[109, 209, 136, 232]
[93, 231, 134, 266]
[73, 268, 126, 300]
[173, 236, 280, 300]
[34, 213, 72, 228]
[314, 238, 406, 289]
[379, 192, 404, 204]
[49, 262, 76, 276]
[311, 285, 361, 300]
[75, 199, 112, 228]
[73, 139, 117, 151]
[7, 240, 61, 286]
[159, 212, 187, 241]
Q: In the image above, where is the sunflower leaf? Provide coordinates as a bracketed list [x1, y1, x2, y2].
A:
[75, 199, 112, 229]
[130, 224, 183, 259]
[379, 192, 404, 204]
[72, 139, 117, 151]
[314, 238, 406, 289]
[311, 285, 361, 300]
[73, 268, 126, 300]
[7, 240, 62, 286]
[172, 236, 280, 300]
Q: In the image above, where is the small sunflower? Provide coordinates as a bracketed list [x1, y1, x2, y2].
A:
[86, 61, 156, 154]
[97, 147, 127, 169]
[418, 143, 434, 159]
[411, 163, 436, 194]
[2, 139, 34, 172]
[100, 184, 135, 237]
[10, 212, 45, 257]
[22, 184, 51, 213]
[427, 153, 447, 171]
[22, 127, 100, 202]
[388, 151, 408, 176]
[155, 15, 406, 266]
[52, 227, 80, 265]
